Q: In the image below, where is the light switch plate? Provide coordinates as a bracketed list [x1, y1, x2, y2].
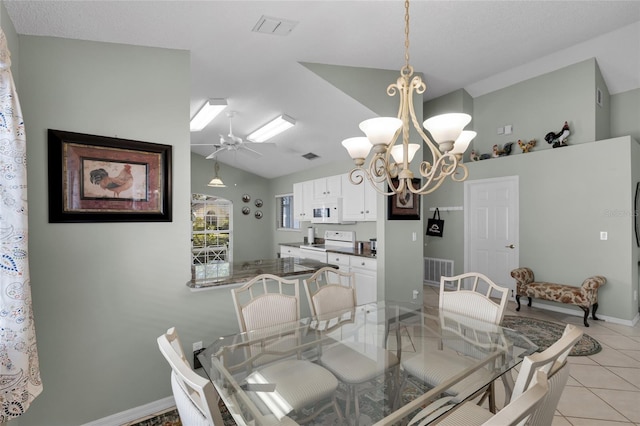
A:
[600, 231, 608, 240]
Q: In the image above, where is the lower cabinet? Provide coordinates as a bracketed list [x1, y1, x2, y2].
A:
[327, 254, 377, 304]
[280, 246, 302, 258]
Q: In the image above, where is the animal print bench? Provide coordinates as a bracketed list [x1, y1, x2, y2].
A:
[510, 267, 606, 327]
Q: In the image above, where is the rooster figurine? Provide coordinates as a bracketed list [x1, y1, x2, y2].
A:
[518, 139, 536, 153]
[492, 142, 514, 157]
[89, 164, 134, 198]
[545, 121, 570, 148]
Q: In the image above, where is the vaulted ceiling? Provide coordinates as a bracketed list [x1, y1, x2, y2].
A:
[5, 1, 640, 178]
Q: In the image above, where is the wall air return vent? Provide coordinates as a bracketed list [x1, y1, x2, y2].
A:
[252, 16, 298, 36]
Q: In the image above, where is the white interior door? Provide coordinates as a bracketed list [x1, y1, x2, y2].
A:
[464, 176, 519, 299]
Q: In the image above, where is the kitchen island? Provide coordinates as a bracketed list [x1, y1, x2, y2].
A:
[187, 257, 335, 290]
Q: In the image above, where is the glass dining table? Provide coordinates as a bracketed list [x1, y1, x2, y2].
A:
[198, 302, 538, 425]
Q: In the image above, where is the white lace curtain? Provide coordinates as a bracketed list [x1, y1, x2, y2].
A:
[0, 28, 42, 420]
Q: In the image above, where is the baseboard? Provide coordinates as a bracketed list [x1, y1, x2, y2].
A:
[81, 396, 175, 426]
[517, 301, 637, 327]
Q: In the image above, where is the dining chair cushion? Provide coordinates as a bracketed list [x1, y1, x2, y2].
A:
[320, 343, 400, 384]
[402, 350, 494, 400]
[248, 359, 339, 411]
[241, 294, 298, 331]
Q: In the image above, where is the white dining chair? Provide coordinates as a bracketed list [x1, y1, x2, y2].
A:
[303, 266, 401, 423]
[231, 273, 343, 423]
[409, 324, 583, 426]
[402, 272, 510, 412]
[420, 369, 550, 426]
[440, 272, 510, 324]
[157, 327, 224, 426]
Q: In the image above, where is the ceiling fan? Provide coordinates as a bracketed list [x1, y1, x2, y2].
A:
[193, 111, 274, 159]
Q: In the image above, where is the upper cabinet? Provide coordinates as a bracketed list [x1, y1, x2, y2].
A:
[341, 175, 378, 222]
[313, 175, 342, 199]
[293, 174, 377, 223]
[293, 180, 314, 221]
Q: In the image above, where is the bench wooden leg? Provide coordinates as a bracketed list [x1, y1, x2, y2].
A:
[580, 306, 590, 327]
[527, 296, 532, 307]
[592, 302, 600, 321]
[516, 295, 521, 311]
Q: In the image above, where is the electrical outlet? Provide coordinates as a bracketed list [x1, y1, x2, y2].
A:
[600, 231, 608, 240]
[412, 289, 419, 300]
[193, 348, 204, 369]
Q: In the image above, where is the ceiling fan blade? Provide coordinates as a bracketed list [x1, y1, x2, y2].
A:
[206, 147, 227, 159]
[239, 146, 263, 159]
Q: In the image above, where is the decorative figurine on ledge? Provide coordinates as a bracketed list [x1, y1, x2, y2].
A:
[470, 150, 480, 162]
[545, 121, 570, 148]
[518, 139, 537, 153]
[492, 142, 514, 157]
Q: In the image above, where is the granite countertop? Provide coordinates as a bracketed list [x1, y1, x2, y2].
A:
[280, 242, 377, 259]
[187, 257, 335, 290]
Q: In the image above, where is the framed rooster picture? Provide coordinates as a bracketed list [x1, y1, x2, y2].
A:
[48, 129, 172, 222]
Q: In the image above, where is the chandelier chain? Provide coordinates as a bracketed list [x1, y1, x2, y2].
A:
[404, 0, 410, 71]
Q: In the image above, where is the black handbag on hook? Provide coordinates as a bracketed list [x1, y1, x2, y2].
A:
[426, 208, 444, 237]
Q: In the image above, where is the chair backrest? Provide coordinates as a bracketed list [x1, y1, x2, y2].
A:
[157, 327, 224, 426]
[303, 267, 356, 318]
[510, 324, 583, 426]
[440, 272, 509, 324]
[231, 274, 300, 332]
[482, 370, 549, 426]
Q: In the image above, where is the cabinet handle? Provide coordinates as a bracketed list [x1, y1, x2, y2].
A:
[365, 210, 369, 213]
[361, 262, 365, 266]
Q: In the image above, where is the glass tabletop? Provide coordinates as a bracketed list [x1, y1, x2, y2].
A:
[198, 302, 537, 425]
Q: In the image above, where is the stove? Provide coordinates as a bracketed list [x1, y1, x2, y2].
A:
[300, 230, 355, 252]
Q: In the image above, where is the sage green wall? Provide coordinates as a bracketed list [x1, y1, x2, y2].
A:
[14, 35, 244, 425]
[611, 88, 640, 142]
[423, 136, 639, 323]
[472, 59, 599, 156]
[191, 152, 272, 262]
[595, 62, 611, 142]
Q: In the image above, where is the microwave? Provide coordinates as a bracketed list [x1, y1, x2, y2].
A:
[311, 198, 344, 224]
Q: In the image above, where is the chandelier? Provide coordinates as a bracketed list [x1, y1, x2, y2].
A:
[342, 0, 476, 197]
[207, 161, 226, 188]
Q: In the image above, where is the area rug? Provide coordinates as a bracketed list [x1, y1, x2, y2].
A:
[126, 399, 236, 426]
[502, 315, 601, 356]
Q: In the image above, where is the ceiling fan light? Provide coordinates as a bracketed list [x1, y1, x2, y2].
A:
[423, 113, 472, 149]
[359, 117, 402, 146]
[207, 177, 226, 187]
[247, 114, 295, 142]
[190, 98, 227, 132]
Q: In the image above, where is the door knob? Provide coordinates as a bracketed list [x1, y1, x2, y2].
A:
[505, 244, 515, 249]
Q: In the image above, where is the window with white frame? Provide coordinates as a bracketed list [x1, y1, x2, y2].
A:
[191, 193, 232, 282]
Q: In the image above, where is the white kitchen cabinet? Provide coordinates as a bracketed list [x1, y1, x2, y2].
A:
[313, 175, 342, 199]
[350, 256, 377, 305]
[280, 246, 302, 258]
[341, 174, 378, 222]
[327, 253, 350, 270]
[293, 180, 314, 221]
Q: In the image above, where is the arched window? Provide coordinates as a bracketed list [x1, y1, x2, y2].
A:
[191, 193, 232, 283]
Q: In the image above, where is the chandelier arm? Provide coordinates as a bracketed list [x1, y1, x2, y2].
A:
[347, 167, 398, 196]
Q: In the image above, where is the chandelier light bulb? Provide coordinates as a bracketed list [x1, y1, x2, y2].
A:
[359, 117, 402, 146]
[390, 143, 420, 164]
[342, 137, 373, 164]
[423, 113, 472, 152]
[450, 130, 477, 155]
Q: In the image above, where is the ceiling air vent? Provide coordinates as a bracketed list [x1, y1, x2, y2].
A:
[252, 16, 298, 36]
[302, 153, 319, 160]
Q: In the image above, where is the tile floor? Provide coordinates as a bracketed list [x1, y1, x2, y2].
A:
[423, 284, 640, 426]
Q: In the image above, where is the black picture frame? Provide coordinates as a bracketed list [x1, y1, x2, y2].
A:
[387, 178, 421, 220]
[635, 182, 640, 247]
[48, 129, 172, 223]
